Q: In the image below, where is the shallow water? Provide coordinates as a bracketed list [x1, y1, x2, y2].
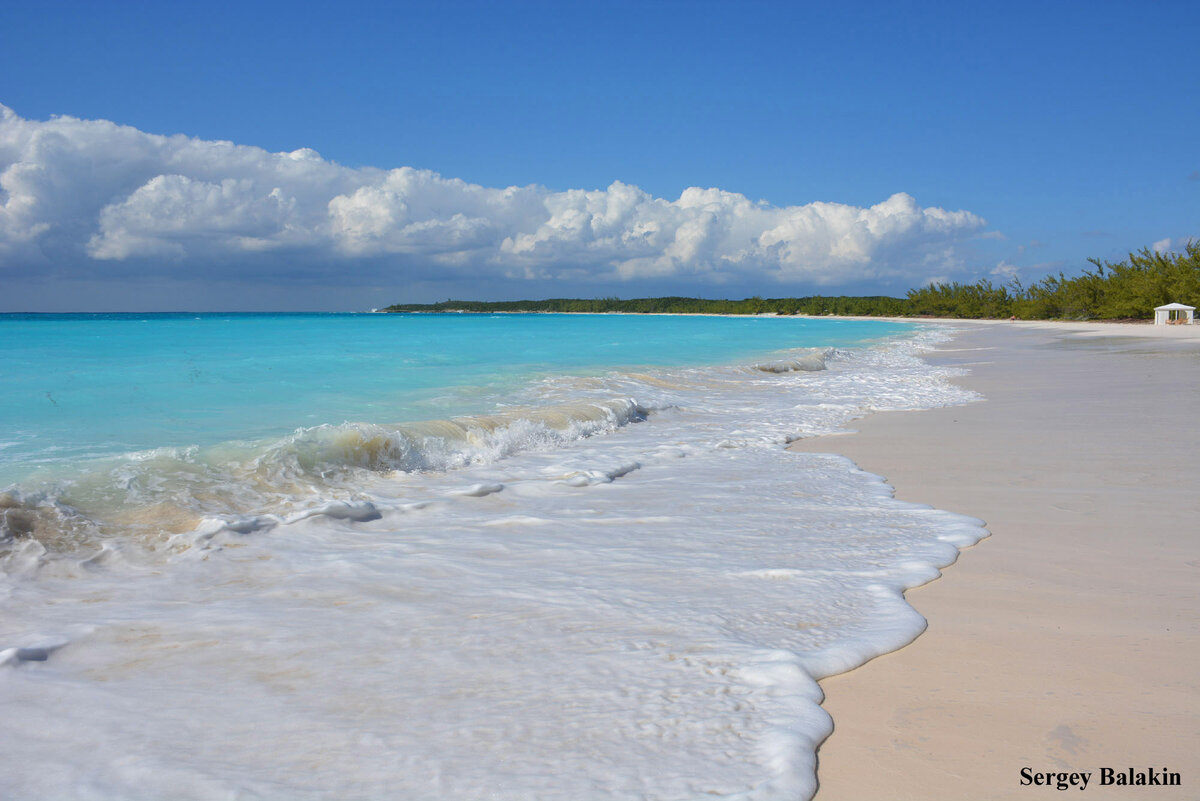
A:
[0, 313, 984, 800]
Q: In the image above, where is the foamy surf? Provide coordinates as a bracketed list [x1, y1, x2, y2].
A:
[0, 397, 652, 560]
[0, 314, 984, 800]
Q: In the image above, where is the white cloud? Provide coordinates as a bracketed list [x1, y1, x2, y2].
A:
[1152, 237, 1173, 254]
[990, 260, 1020, 280]
[89, 176, 306, 259]
[0, 104, 988, 288]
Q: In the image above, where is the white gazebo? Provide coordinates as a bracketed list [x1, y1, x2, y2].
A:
[1154, 302, 1195, 325]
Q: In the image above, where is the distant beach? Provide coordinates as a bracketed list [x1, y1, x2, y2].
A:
[792, 320, 1200, 799]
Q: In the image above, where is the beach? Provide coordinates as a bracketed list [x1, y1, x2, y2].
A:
[4, 312, 1196, 798]
[792, 321, 1200, 799]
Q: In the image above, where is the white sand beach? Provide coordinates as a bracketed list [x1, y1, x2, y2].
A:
[793, 320, 1200, 799]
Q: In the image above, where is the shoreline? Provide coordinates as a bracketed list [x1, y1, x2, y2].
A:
[791, 321, 1200, 798]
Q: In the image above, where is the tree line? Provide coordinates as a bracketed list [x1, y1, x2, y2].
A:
[384, 244, 1199, 320]
[906, 243, 1199, 319]
[383, 295, 908, 316]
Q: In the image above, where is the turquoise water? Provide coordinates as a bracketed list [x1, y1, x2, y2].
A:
[0, 312, 911, 482]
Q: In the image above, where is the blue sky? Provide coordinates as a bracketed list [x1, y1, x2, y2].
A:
[1, 0, 1196, 310]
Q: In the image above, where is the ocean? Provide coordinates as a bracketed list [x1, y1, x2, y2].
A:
[0, 312, 984, 800]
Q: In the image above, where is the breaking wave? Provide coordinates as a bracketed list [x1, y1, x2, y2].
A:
[0, 397, 651, 560]
[753, 348, 832, 373]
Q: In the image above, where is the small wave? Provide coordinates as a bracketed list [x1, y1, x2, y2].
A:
[0, 491, 99, 553]
[0, 636, 69, 668]
[561, 461, 642, 487]
[753, 348, 832, 373]
[2, 398, 648, 562]
[265, 397, 647, 475]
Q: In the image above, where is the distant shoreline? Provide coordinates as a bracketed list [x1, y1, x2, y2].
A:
[380, 307, 1200, 336]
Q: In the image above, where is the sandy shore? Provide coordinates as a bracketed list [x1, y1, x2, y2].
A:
[791, 321, 1200, 799]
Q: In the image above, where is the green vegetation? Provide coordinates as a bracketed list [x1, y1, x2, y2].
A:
[906, 243, 1200, 319]
[383, 295, 908, 316]
[384, 243, 1200, 320]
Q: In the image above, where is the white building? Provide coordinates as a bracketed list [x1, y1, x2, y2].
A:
[1153, 302, 1195, 325]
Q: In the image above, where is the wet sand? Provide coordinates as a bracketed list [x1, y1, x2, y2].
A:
[791, 321, 1200, 799]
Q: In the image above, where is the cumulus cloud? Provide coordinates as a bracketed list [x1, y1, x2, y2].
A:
[1, 104, 987, 288]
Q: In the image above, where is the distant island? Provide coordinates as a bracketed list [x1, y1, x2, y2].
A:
[385, 244, 1199, 321]
[384, 295, 907, 317]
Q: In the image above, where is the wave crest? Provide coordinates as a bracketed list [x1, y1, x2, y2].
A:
[753, 348, 832, 373]
[2, 398, 649, 562]
[265, 397, 647, 475]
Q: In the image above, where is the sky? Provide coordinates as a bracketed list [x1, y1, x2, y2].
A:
[1, 0, 1196, 311]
